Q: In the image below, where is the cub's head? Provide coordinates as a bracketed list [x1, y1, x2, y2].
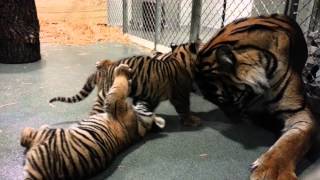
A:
[170, 40, 202, 63]
[137, 115, 166, 137]
[133, 103, 165, 137]
[96, 59, 114, 70]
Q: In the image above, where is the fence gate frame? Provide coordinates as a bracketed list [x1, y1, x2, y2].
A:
[117, 0, 318, 51]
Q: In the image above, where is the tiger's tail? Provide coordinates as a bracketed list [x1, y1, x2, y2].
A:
[49, 72, 97, 104]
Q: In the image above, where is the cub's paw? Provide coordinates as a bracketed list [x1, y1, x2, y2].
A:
[114, 64, 132, 78]
[250, 156, 297, 180]
[182, 115, 201, 127]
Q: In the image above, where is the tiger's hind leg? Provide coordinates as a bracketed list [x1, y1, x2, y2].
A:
[20, 125, 49, 150]
[169, 84, 201, 127]
[20, 127, 37, 149]
[89, 90, 107, 116]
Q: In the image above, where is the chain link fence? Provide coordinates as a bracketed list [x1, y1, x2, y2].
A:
[107, 0, 320, 110]
[107, 0, 319, 48]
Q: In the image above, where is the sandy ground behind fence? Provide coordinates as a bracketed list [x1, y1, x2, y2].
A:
[35, 0, 130, 45]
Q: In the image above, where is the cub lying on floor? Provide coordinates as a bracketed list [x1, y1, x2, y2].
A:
[50, 42, 201, 127]
[20, 64, 165, 180]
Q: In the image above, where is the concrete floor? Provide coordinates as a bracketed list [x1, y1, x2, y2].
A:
[0, 43, 319, 180]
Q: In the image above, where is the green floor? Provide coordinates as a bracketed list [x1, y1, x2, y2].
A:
[0, 43, 319, 180]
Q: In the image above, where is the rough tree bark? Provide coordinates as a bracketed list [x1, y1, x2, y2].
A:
[0, 0, 41, 64]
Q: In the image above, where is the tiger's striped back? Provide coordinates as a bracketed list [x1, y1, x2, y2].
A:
[199, 14, 307, 73]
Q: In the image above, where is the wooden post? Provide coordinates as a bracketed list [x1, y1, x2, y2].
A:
[0, 0, 41, 64]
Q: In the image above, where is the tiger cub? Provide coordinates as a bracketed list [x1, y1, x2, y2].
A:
[21, 64, 165, 180]
[49, 42, 201, 127]
[195, 14, 317, 180]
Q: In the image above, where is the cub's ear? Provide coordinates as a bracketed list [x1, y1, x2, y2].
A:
[170, 43, 178, 51]
[189, 42, 199, 54]
[189, 38, 203, 54]
[215, 45, 235, 72]
[96, 59, 112, 69]
[154, 116, 166, 129]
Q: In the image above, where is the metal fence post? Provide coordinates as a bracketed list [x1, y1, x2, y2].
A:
[122, 0, 128, 33]
[154, 0, 161, 50]
[285, 0, 300, 20]
[308, 0, 320, 33]
[221, 0, 227, 28]
[189, 0, 202, 42]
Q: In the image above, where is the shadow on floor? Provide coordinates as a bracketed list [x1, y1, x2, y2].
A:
[89, 109, 320, 179]
[0, 59, 46, 73]
[91, 132, 168, 180]
[161, 109, 276, 149]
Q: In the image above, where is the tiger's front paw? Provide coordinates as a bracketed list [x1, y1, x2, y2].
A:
[114, 64, 132, 78]
[250, 154, 297, 180]
[182, 115, 201, 127]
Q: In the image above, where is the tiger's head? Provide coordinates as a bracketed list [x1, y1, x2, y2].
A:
[195, 45, 272, 112]
[136, 114, 166, 137]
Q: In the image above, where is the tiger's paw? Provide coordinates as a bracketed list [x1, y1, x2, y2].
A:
[182, 115, 201, 127]
[114, 64, 132, 78]
[250, 155, 297, 180]
[20, 127, 36, 148]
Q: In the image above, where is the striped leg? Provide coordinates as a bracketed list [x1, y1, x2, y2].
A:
[89, 90, 106, 116]
[250, 107, 316, 180]
[104, 64, 132, 119]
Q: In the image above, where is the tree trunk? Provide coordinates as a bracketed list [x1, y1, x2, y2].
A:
[0, 0, 41, 64]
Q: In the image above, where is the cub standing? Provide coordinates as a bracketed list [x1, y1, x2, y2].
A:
[50, 42, 201, 127]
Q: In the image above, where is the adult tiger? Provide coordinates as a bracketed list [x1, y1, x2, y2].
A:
[49, 42, 201, 126]
[21, 64, 166, 180]
[195, 14, 317, 180]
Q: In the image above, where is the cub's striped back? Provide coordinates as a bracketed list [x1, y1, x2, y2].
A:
[50, 42, 202, 126]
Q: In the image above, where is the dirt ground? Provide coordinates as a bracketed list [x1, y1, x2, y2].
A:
[35, 0, 130, 45]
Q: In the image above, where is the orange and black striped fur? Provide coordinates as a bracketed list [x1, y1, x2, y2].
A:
[50, 42, 201, 126]
[21, 64, 165, 180]
[195, 14, 317, 180]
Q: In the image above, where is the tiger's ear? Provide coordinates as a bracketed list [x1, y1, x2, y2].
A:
[216, 45, 235, 72]
[170, 43, 178, 51]
[154, 116, 166, 129]
[189, 42, 199, 54]
[96, 59, 112, 70]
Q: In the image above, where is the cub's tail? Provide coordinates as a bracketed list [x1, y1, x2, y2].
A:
[49, 72, 97, 104]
